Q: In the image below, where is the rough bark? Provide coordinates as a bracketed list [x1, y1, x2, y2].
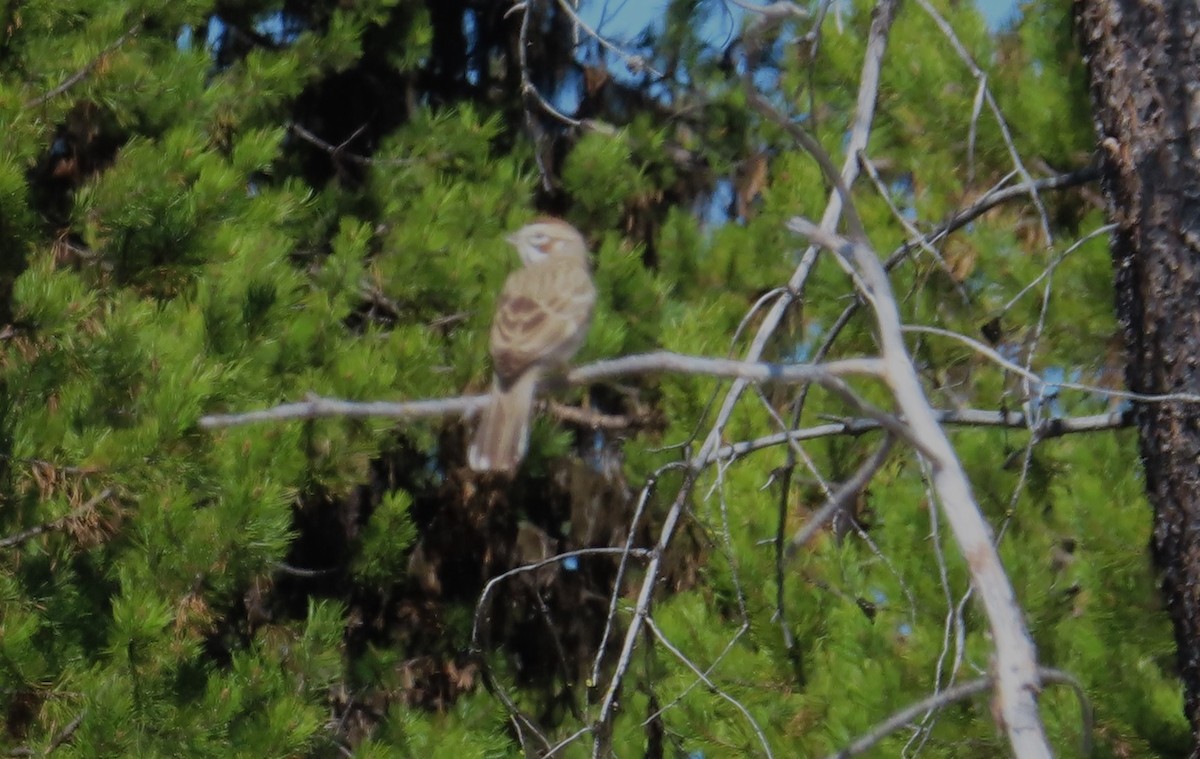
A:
[1075, 0, 1200, 751]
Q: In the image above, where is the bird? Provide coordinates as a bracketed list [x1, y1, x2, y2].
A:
[467, 218, 596, 473]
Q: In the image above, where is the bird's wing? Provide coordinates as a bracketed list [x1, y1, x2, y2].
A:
[490, 259, 595, 385]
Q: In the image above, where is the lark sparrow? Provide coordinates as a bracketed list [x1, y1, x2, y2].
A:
[467, 218, 596, 473]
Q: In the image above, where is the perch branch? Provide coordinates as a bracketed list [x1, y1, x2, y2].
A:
[198, 351, 884, 429]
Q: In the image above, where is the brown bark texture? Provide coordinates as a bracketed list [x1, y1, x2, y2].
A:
[1075, 0, 1200, 751]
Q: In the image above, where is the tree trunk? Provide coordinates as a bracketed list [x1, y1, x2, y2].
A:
[1075, 0, 1200, 752]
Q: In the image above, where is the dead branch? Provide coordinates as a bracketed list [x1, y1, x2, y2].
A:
[826, 667, 1094, 758]
[197, 351, 884, 429]
[790, 217, 1052, 758]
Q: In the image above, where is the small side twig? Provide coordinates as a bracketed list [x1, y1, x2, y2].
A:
[694, 0, 899, 465]
[7, 709, 86, 757]
[0, 488, 114, 550]
[592, 470, 699, 758]
[288, 123, 440, 168]
[827, 677, 993, 759]
[25, 23, 142, 109]
[785, 434, 895, 557]
[826, 666, 1094, 758]
[44, 711, 85, 755]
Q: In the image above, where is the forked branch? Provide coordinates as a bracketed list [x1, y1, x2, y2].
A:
[790, 217, 1052, 759]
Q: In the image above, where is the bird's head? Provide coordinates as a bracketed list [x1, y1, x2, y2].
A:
[506, 217, 589, 266]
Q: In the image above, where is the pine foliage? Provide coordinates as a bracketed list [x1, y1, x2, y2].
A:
[0, 0, 1188, 756]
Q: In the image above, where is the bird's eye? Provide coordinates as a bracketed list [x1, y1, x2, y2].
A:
[529, 232, 550, 247]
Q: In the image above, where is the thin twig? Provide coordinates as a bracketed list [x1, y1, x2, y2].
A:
[0, 488, 114, 550]
[780, 167, 1101, 453]
[470, 546, 652, 652]
[1000, 223, 1115, 314]
[921, 167, 1100, 253]
[828, 667, 1094, 758]
[553, 0, 663, 78]
[912, 0, 1052, 244]
[1040, 667, 1095, 756]
[44, 711, 85, 754]
[590, 466, 683, 686]
[727, 0, 809, 20]
[25, 23, 142, 109]
[273, 562, 337, 578]
[706, 407, 1129, 465]
[785, 434, 895, 556]
[515, 0, 581, 129]
[644, 617, 774, 758]
[857, 152, 970, 303]
[592, 469, 699, 757]
[905, 324, 1200, 406]
[288, 123, 438, 168]
[827, 677, 993, 758]
[545, 400, 647, 430]
[8, 709, 86, 757]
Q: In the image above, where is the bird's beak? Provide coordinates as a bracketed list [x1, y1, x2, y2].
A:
[505, 233, 519, 247]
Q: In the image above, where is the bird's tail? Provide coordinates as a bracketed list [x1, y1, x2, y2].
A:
[467, 371, 538, 473]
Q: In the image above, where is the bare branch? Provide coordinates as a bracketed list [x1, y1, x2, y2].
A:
[727, 0, 810, 20]
[592, 470, 699, 757]
[781, 168, 1102, 447]
[544, 400, 646, 430]
[858, 152, 970, 303]
[7, 709, 86, 757]
[827, 667, 1094, 758]
[1000, 223, 1115, 314]
[199, 393, 484, 430]
[470, 547, 651, 652]
[644, 617, 774, 758]
[590, 466, 685, 686]
[906, 324, 1200, 407]
[513, 1, 581, 130]
[912, 0, 1053, 243]
[828, 677, 994, 759]
[197, 351, 885, 429]
[553, 0, 663, 78]
[695, 0, 899, 464]
[45, 710, 85, 755]
[789, 217, 1052, 757]
[919, 167, 1100, 252]
[1040, 667, 1095, 756]
[287, 123, 443, 168]
[801, 167, 1102, 409]
[709, 407, 1129, 464]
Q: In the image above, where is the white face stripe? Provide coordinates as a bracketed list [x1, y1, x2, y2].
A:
[508, 219, 590, 267]
[520, 247, 550, 265]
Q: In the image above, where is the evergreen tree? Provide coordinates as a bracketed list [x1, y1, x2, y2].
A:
[0, 0, 1185, 756]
